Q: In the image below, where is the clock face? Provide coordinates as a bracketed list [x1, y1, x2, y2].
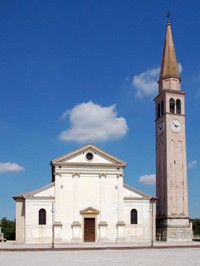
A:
[157, 121, 164, 135]
[170, 119, 181, 133]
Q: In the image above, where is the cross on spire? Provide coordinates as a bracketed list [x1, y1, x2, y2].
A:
[166, 11, 171, 24]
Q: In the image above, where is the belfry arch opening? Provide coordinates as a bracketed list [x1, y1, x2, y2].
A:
[170, 98, 175, 113]
[176, 99, 181, 114]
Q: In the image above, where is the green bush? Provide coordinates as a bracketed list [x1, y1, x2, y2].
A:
[192, 219, 200, 235]
[0, 217, 15, 240]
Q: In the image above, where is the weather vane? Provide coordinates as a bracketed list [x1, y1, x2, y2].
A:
[166, 11, 171, 24]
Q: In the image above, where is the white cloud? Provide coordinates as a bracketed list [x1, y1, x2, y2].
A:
[188, 160, 197, 169]
[132, 67, 160, 98]
[178, 62, 183, 74]
[138, 174, 156, 185]
[60, 109, 69, 120]
[0, 162, 25, 173]
[59, 101, 128, 142]
[132, 63, 182, 98]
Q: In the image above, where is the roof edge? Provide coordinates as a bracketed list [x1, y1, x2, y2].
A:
[51, 144, 127, 166]
[124, 183, 153, 199]
[13, 182, 55, 200]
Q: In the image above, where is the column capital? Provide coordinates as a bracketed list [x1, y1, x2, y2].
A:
[99, 173, 106, 178]
[73, 173, 80, 178]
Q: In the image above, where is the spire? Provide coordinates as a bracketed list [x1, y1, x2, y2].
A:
[159, 20, 180, 83]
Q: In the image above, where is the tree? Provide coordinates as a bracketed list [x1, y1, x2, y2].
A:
[192, 219, 200, 235]
[0, 217, 15, 240]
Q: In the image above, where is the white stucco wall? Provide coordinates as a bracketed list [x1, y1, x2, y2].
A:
[25, 199, 54, 244]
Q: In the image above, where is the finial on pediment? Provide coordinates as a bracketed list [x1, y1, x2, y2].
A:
[88, 139, 93, 144]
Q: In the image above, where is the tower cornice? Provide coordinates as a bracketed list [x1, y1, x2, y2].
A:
[154, 89, 186, 102]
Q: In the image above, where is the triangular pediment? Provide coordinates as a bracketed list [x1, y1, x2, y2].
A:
[13, 183, 55, 200]
[80, 206, 99, 214]
[123, 183, 152, 200]
[51, 144, 126, 167]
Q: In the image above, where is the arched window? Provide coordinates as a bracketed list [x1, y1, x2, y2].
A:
[39, 209, 46, 225]
[157, 103, 160, 118]
[176, 99, 181, 114]
[170, 98, 175, 113]
[130, 209, 138, 224]
[161, 100, 164, 115]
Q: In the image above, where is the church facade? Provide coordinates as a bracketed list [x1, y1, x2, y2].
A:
[14, 144, 156, 244]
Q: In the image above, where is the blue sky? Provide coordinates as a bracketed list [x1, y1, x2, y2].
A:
[0, 0, 200, 219]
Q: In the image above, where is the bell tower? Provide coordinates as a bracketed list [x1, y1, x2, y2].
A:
[155, 19, 193, 241]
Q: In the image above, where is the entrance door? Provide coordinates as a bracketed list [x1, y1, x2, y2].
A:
[84, 218, 95, 242]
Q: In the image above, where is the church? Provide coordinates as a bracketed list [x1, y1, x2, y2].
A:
[13, 144, 157, 244]
[13, 20, 193, 244]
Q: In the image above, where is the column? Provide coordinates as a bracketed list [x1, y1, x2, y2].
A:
[72, 173, 81, 242]
[99, 174, 108, 242]
[116, 174, 126, 242]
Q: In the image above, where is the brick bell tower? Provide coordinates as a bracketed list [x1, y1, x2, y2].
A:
[155, 19, 193, 241]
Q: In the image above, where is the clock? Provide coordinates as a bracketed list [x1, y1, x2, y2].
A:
[157, 121, 164, 135]
[170, 119, 181, 133]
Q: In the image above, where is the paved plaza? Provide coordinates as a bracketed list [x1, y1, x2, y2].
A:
[1, 242, 200, 266]
[1, 248, 200, 266]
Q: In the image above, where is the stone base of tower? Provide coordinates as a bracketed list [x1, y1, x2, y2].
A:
[156, 217, 193, 242]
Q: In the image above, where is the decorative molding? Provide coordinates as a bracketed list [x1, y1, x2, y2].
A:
[80, 206, 99, 215]
[71, 221, 81, 227]
[54, 221, 62, 227]
[98, 221, 108, 226]
[116, 221, 126, 226]
[99, 173, 106, 178]
[72, 173, 80, 178]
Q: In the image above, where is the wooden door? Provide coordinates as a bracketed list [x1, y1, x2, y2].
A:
[84, 218, 95, 242]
